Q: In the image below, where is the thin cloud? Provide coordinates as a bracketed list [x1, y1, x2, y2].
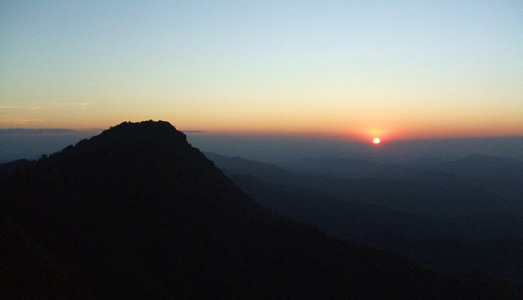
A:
[1, 102, 91, 109]
[0, 116, 43, 124]
[0, 104, 43, 110]
[183, 130, 206, 133]
[52, 102, 91, 107]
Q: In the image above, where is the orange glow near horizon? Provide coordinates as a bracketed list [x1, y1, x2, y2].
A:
[2, 116, 522, 142]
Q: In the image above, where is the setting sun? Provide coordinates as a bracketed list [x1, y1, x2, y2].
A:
[373, 138, 381, 144]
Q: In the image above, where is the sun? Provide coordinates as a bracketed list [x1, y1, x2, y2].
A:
[373, 137, 381, 144]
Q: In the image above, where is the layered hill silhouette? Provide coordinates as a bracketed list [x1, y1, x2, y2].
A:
[1, 121, 521, 299]
[281, 154, 523, 215]
[206, 152, 523, 288]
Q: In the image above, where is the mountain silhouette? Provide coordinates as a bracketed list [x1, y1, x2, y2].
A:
[0, 159, 30, 174]
[1, 121, 520, 299]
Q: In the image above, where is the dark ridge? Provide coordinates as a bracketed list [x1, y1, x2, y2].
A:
[0, 159, 32, 174]
[1, 121, 520, 299]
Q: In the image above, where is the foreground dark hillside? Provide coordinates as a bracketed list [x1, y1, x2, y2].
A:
[1, 121, 520, 299]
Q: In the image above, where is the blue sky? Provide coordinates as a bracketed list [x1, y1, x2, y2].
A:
[1, 0, 522, 140]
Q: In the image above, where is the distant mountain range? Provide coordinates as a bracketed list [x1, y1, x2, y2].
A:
[206, 152, 523, 288]
[5, 121, 521, 299]
[207, 152, 523, 218]
[281, 153, 523, 180]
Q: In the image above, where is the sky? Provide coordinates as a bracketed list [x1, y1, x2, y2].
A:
[1, 0, 522, 142]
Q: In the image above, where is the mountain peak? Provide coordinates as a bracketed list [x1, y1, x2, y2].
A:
[51, 120, 200, 164]
[91, 120, 187, 146]
[108, 120, 181, 135]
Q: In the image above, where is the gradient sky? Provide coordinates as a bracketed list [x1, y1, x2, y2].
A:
[1, 1, 522, 141]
